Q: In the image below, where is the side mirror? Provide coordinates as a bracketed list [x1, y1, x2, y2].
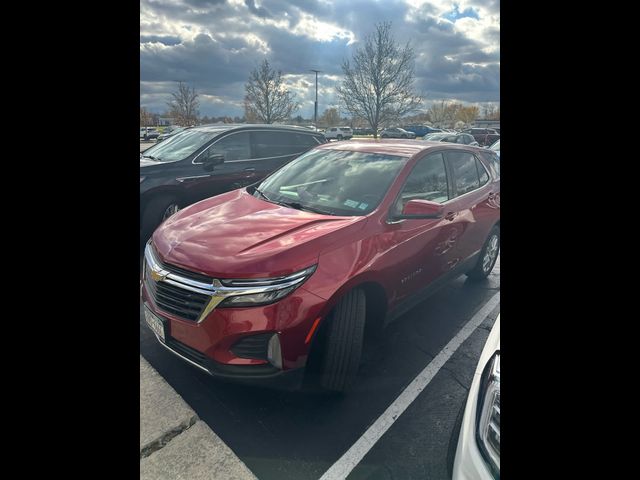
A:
[395, 199, 444, 220]
[202, 153, 224, 171]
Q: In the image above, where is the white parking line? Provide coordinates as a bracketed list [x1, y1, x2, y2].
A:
[319, 291, 500, 480]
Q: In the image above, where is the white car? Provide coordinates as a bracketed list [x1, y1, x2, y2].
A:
[323, 126, 353, 140]
[452, 314, 500, 480]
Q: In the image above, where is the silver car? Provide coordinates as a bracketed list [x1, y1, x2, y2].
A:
[379, 127, 416, 139]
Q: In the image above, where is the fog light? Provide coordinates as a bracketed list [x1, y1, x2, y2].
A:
[267, 333, 283, 369]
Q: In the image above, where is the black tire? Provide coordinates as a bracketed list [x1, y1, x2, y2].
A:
[466, 225, 500, 281]
[141, 195, 180, 244]
[319, 288, 366, 392]
[337, 135, 343, 141]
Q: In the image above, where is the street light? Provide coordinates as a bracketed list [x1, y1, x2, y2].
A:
[310, 69, 321, 128]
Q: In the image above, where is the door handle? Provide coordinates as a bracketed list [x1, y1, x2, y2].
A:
[445, 211, 457, 221]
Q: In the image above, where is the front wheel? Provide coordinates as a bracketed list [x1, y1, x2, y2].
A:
[141, 195, 180, 244]
[466, 226, 500, 280]
[319, 288, 366, 392]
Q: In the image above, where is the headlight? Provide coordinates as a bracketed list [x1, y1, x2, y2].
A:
[476, 351, 500, 477]
[217, 265, 317, 308]
[140, 176, 146, 183]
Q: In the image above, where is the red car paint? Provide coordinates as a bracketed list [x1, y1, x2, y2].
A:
[142, 140, 500, 378]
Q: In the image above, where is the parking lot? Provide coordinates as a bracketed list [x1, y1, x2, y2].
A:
[140, 255, 499, 480]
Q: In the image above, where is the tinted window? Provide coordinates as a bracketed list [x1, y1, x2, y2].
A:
[207, 132, 251, 161]
[484, 152, 500, 178]
[462, 134, 473, 144]
[253, 131, 308, 158]
[393, 153, 449, 215]
[448, 151, 481, 196]
[442, 135, 458, 143]
[142, 129, 221, 162]
[477, 158, 489, 185]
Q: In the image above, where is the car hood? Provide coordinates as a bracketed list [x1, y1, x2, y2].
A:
[152, 188, 367, 279]
[140, 158, 158, 168]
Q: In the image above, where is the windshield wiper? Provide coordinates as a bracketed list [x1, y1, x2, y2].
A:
[278, 201, 334, 216]
[141, 154, 160, 161]
[253, 187, 271, 202]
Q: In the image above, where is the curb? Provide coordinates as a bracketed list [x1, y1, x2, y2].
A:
[140, 355, 257, 479]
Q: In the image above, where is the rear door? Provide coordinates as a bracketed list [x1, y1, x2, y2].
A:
[441, 149, 496, 268]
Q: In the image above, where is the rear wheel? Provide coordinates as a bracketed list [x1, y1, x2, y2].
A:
[141, 195, 180, 244]
[319, 289, 366, 392]
[337, 135, 343, 140]
[466, 226, 500, 280]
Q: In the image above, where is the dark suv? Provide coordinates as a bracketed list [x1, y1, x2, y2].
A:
[142, 140, 500, 392]
[462, 128, 500, 147]
[140, 124, 326, 242]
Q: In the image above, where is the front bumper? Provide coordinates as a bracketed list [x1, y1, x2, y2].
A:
[140, 252, 327, 382]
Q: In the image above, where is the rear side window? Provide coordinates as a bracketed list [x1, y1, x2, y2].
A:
[477, 158, 489, 185]
[447, 151, 481, 196]
[253, 131, 311, 158]
[484, 152, 500, 178]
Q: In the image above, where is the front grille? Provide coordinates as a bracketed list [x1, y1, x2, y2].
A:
[145, 276, 210, 321]
[231, 333, 272, 360]
[158, 259, 213, 284]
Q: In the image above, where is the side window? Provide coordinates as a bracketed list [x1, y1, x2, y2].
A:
[206, 132, 251, 161]
[443, 135, 457, 143]
[447, 151, 481, 196]
[290, 133, 320, 149]
[484, 152, 500, 178]
[253, 131, 298, 158]
[393, 153, 449, 215]
[477, 157, 490, 186]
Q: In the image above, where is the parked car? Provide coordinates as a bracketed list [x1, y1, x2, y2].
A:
[140, 124, 326, 243]
[462, 128, 500, 147]
[323, 126, 353, 140]
[401, 125, 442, 137]
[451, 314, 500, 479]
[352, 127, 376, 135]
[423, 132, 479, 146]
[142, 141, 500, 392]
[380, 127, 417, 139]
[140, 127, 160, 141]
[157, 126, 188, 142]
[488, 139, 500, 157]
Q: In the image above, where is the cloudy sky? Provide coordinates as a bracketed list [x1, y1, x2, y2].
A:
[140, 0, 499, 118]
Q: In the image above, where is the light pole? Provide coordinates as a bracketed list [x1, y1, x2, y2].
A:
[310, 69, 321, 128]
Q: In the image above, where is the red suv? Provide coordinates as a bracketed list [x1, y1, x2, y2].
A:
[142, 140, 500, 392]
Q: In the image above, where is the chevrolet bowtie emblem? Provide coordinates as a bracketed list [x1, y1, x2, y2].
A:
[150, 268, 168, 282]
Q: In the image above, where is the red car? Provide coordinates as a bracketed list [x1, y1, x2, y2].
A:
[142, 140, 500, 392]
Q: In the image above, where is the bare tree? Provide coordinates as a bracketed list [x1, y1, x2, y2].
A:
[140, 107, 152, 127]
[336, 22, 422, 138]
[456, 105, 479, 126]
[245, 59, 300, 123]
[319, 107, 341, 128]
[167, 82, 199, 126]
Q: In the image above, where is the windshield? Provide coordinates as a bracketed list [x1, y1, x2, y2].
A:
[255, 149, 409, 216]
[141, 129, 221, 162]
[490, 139, 500, 150]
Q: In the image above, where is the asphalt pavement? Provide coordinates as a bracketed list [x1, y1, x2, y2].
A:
[140, 256, 499, 480]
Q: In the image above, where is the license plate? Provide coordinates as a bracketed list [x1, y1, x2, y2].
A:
[145, 308, 166, 342]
